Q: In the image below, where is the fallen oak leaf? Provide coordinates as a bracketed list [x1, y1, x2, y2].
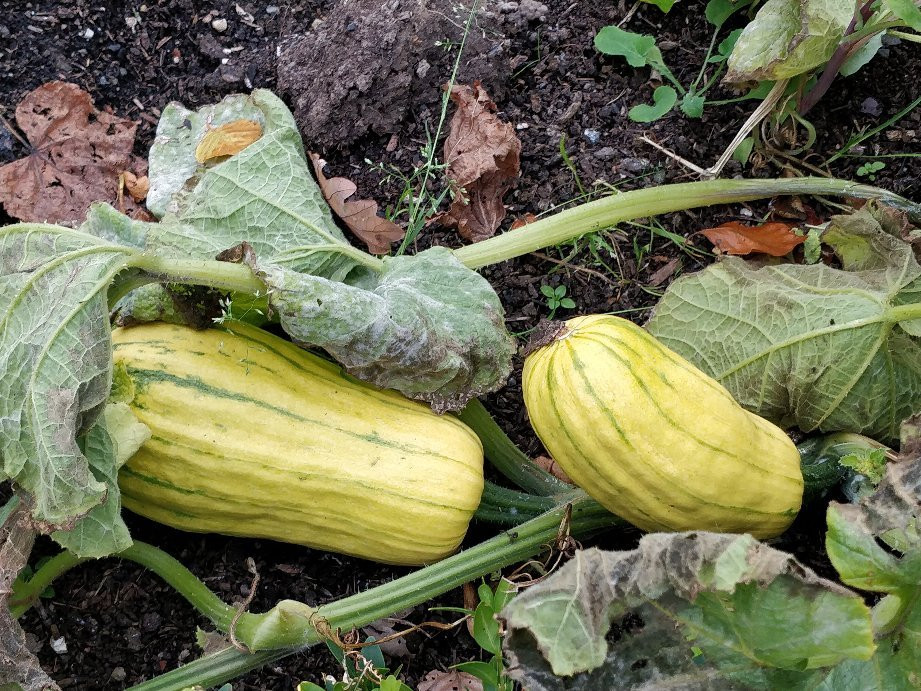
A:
[437, 81, 521, 243]
[309, 152, 405, 254]
[194, 119, 262, 162]
[699, 220, 804, 256]
[0, 81, 147, 223]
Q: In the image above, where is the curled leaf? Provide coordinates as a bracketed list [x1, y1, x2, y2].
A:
[194, 118, 263, 162]
[309, 153, 405, 254]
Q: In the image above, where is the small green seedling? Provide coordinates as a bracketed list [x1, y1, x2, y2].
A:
[298, 637, 411, 691]
[541, 284, 576, 319]
[453, 579, 517, 691]
[856, 161, 885, 181]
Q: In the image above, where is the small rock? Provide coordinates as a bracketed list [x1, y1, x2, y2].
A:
[416, 58, 430, 78]
[498, 1, 519, 12]
[619, 157, 650, 174]
[266, 5, 279, 14]
[211, 17, 228, 32]
[219, 63, 245, 83]
[81, 28, 94, 39]
[111, 667, 127, 682]
[310, 18, 323, 30]
[126, 627, 143, 652]
[594, 146, 617, 161]
[141, 612, 162, 632]
[582, 128, 601, 145]
[861, 97, 882, 117]
[518, 0, 548, 21]
[51, 636, 67, 654]
[107, 42, 121, 52]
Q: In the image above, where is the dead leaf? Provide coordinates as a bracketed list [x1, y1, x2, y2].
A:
[510, 212, 537, 230]
[438, 81, 521, 243]
[699, 221, 803, 256]
[648, 257, 680, 286]
[195, 119, 262, 162]
[362, 616, 411, 658]
[121, 171, 150, 202]
[417, 669, 484, 691]
[309, 152, 405, 254]
[533, 455, 573, 484]
[0, 81, 147, 224]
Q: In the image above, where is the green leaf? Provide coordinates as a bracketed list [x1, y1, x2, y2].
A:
[253, 247, 516, 410]
[455, 660, 500, 686]
[679, 92, 706, 118]
[803, 225, 823, 263]
[0, 224, 138, 526]
[473, 601, 501, 655]
[540, 284, 556, 299]
[144, 90, 360, 280]
[51, 403, 149, 557]
[726, 0, 854, 82]
[883, 0, 921, 31]
[732, 135, 755, 164]
[501, 533, 874, 686]
[554, 285, 566, 298]
[821, 454, 921, 689]
[647, 205, 921, 440]
[641, 0, 677, 11]
[594, 26, 658, 67]
[629, 86, 678, 122]
[716, 28, 744, 61]
[840, 32, 885, 77]
[705, 0, 757, 27]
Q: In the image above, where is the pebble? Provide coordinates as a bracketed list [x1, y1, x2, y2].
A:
[583, 128, 601, 145]
[51, 636, 68, 654]
[211, 17, 228, 32]
[594, 146, 618, 161]
[266, 5, 279, 14]
[861, 97, 882, 117]
[619, 157, 650, 174]
[111, 667, 127, 682]
[81, 28, 94, 39]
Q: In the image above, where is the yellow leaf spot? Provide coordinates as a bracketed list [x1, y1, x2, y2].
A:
[195, 119, 262, 162]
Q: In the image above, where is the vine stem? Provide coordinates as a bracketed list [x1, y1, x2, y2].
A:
[453, 178, 919, 269]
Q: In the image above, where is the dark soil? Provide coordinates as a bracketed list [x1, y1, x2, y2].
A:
[2, 0, 919, 688]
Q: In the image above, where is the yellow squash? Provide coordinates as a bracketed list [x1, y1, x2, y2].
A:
[522, 315, 803, 538]
[112, 321, 484, 565]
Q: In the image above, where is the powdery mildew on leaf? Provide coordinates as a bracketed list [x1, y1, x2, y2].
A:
[647, 206, 921, 440]
[725, 0, 853, 82]
[255, 246, 515, 410]
[0, 224, 138, 526]
[502, 533, 873, 690]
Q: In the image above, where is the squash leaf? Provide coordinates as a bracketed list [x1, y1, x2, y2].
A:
[501, 533, 874, 689]
[51, 403, 150, 558]
[0, 223, 138, 527]
[252, 246, 516, 411]
[647, 205, 921, 440]
[725, 0, 853, 82]
[821, 438, 921, 689]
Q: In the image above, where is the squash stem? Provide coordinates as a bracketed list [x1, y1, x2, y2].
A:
[453, 178, 919, 269]
[127, 255, 268, 295]
[475, 481, 565, 523]
[459, 399, 568, 496]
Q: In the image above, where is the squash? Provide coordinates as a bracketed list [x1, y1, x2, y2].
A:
[522, 315, 803, 538]
[112, 321, 485, 565]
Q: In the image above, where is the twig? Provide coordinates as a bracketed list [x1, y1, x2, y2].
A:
[639, 135, 710, 176]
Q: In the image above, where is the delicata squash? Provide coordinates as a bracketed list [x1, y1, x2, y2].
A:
[522, 315, 803, 538]
[112, 321, 485, 565]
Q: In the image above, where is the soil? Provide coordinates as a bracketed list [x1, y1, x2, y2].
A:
[1, 0, 919, 688]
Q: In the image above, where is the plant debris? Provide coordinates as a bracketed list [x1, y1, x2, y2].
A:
[437, 82, 521, 243]
[309, 152, 405, 254]
[194, 119, 262, 162]
[0, 81, 147, 224]
[699, 220, 804, 256]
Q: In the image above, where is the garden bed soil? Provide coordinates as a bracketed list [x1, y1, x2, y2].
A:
[1, 0, 919, 687]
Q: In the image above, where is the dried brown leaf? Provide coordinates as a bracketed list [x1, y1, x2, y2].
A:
[309, 153, 405, 254]
[121, 171, 150, 202]
[0, 81, 146, 223]
[510, 212, 538, 230]
[699, 221, 804, 256]
[533, 455, 573, 484]
[417, 669, 484, 691]
[194, 119, 262, 162]
[439, 81, 521, 243]
[648, 257, 680, 287]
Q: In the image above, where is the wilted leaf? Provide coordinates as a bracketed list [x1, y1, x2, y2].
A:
[417, 670, 483, 691]
[438, 82, 521, 243]
[194, 119, 262, 162]
[648, 205, 921, 440]
[0, 81, 147, 223]
[1, 500, 58, 690]
[725, 0, 853, 82]
[502, 533, 873, 689]
[51, 403, 149, 558]
[822, 452, 921, 689]
[309, 153, 405, 254]
[1, 223, 138, 526]
[700, 220, 804, 256]
[250, 246, 516, 411]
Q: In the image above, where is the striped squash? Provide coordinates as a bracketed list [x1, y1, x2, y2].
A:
[112, 321, 484, 565]
[522, 315, 803, 538]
